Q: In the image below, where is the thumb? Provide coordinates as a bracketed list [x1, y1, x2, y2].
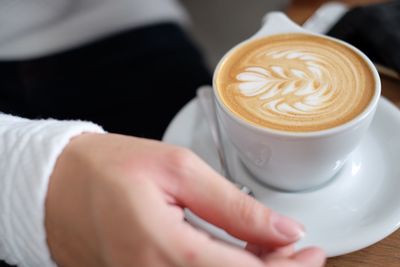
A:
[174, 152, 305, 248]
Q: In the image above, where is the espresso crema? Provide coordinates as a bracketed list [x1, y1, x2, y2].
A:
[215, 33, 375, 132]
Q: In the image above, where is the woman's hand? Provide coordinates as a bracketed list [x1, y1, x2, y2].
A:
[45, 133, 325, 267]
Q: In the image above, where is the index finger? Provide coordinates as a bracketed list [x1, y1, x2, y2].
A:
[168, 149, 304, 248]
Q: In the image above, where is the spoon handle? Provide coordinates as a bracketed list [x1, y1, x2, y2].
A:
[196, 86, 228, 178]
[196, 86, 254, 196]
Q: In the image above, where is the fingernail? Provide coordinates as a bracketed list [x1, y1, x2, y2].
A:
[271, 212, 305, 241]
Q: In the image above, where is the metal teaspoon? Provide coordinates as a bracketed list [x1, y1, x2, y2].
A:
[196, 85, 253, 196]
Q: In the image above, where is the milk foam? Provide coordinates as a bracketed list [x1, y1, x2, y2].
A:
[216, 34, 375, 132]
[236, 49, 331, 115]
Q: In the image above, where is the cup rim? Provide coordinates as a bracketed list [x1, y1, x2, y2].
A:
[212, 32, 381, 138]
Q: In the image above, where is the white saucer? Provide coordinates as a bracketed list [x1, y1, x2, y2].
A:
[162, 96, 400, 257]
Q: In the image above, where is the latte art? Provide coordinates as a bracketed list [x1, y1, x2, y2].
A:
[215, 34, 375, 132]
[237, 50, 333, 115]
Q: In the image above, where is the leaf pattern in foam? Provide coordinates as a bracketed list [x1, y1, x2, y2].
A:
[236, 50, 333, 116]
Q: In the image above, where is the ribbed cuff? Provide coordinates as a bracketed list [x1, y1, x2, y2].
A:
[0, 115, 105, 267]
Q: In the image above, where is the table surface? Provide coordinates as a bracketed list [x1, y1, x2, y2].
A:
[286, 1, 400, 266]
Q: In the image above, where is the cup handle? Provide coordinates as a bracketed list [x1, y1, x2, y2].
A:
[250, 12, 310, 40]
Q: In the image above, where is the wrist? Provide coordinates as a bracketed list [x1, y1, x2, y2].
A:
[45, 133, 107, 267]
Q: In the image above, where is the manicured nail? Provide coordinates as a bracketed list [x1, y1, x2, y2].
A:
[271, 212, 305, 241]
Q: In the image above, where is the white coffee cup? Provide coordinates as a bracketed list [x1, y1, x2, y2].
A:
[212, 12, 381, 192]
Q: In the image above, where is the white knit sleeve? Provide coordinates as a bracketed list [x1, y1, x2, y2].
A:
[0, 114, 105, 267]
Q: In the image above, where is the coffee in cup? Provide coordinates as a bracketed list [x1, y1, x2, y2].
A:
[212, 12, 380, 191]
[215, 33, 375, 132]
